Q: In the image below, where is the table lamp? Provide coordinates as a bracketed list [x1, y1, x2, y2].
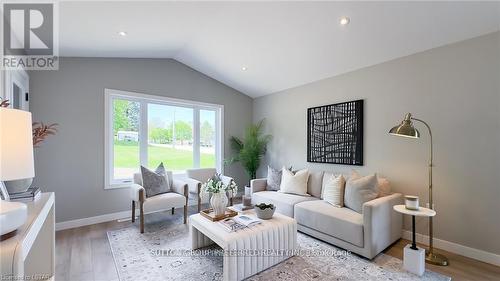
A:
[0, 108, 34, 238]
[389, 113, 448, 266]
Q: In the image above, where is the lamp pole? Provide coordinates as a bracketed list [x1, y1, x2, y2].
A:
[410, 117, 448, 266]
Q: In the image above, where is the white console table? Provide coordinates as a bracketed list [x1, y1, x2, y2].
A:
[0, 192, 55, 280]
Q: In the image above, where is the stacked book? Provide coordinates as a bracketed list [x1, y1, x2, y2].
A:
[218, 215, 262, 232]
[9, 186, 41, 202]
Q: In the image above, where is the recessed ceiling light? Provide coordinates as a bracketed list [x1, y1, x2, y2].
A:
[241, 66, 248, 71]
[339, 16, 350, 26]
[118, 31, 128, 36]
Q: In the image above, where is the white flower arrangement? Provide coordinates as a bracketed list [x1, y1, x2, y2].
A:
[200, 174, 238, 200]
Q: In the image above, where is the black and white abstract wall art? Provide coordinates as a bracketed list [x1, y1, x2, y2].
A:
[307, 100, 363, 165]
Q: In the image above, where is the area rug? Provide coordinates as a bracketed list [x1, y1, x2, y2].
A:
[107, 218, 451, 281]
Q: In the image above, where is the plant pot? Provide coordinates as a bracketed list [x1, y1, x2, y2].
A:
[210, 192, 228, 217]
[4, 178, 33, 194]
[255, 206, 275, 220]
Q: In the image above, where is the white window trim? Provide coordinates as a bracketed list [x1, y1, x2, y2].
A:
[104, 88, 224, 189]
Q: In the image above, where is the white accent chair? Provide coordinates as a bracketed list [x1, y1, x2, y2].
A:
[185, 168, 235, 212]
[130, 171, 188, 233]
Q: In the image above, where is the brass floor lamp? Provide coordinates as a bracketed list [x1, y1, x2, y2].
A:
[389, 113, 449, 266]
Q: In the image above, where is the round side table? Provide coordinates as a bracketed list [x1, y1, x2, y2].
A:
[393, 205, 436, 276]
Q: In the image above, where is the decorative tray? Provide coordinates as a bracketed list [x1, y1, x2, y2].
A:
[200, 208, 238, 222]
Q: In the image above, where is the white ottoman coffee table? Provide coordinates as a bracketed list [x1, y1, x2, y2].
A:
[190, 210, 297, 281]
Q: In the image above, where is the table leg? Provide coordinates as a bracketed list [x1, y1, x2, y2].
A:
[411, 215, 417, 250]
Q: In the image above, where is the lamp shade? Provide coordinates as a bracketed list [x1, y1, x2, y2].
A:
[389, 113, 420, 138]
[0, 108, 35, 181]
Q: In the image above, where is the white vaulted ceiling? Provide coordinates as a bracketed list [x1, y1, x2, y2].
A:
[59, 1, 500, 97]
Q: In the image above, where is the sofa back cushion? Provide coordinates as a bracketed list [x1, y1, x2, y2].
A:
[344, 172, 379, 213]
[279, 168, 310, 196]
[307, 171, 324, 198]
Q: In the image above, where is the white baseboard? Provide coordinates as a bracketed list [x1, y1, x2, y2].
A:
[55, 210, 131, 231]
[402, 230, 500, 267]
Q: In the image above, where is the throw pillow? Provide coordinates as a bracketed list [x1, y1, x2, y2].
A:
[279, 168, 309, 196]
[344, 171, 379, 213]
[351, 170, 391, 197]
[322, 174, 346, 207]
[266, 166, 282, 191]
[141, 162, 170, 198]
[377, 177, 392, 197]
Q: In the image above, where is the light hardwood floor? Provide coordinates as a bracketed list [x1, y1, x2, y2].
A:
[56, 204, 500, 281]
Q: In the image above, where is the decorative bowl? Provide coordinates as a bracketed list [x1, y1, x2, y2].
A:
[255, 204, 275, 220]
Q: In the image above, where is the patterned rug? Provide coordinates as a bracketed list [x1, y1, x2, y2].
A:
[107, 216, 451, 281]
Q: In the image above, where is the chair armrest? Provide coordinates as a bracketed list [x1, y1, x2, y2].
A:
[250, 178, 267, 193]
[362, 193, 403, 259]
[220, 175, 236, 197]
[129, 184, 145, 202]
[171, 179, 188, 199]
[220, 175, 234, 186]
[184, 177, 202, 194]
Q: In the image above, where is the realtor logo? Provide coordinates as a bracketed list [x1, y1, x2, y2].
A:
[2, 2, 58, 70]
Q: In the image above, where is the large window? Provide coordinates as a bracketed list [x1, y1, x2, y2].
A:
[105, 89, 223, 188]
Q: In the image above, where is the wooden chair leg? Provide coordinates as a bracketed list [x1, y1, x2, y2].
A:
[197, 184, 201, 213]
[171, 207, 175, 215]
[131, 201, 135, 222]
[140, 201, 144, 233]
[184, 205, 187, 224]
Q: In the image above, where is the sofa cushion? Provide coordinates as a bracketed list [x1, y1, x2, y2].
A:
[295, 200, 364, 247]
[322, 174, 346, 207]
[279, 168, 309, 196]
[344, 172, 379, 213]
[307, 171, 324, 198]
[252, 191, 319, 217]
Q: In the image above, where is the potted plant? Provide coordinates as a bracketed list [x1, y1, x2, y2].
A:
[255, 203, 275, 220]
[226, 119, 272, 188]
[200, 174, 238, 216]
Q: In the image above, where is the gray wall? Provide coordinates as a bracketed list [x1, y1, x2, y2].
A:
[30, 58, 253, 222]
[253, 32, 500, 254]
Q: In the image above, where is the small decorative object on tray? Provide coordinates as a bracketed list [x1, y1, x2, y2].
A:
[405, 195, 419, 210]
[255, 203, 275, 220]
[200, 208, 238, 222]
[9, 186, 41, 202]
[242, 195, 252, 207]
[231, 203, 254, 212]
[200, 174, 238, 217]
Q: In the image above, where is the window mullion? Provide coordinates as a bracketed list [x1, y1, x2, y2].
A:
[193, 108, 200, 168]
[139, 100, 148, 168]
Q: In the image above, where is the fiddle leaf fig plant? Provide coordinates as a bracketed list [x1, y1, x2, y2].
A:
[226, 119, 272, 184]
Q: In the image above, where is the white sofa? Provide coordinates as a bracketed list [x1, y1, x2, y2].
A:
[251, 171, 403, 259]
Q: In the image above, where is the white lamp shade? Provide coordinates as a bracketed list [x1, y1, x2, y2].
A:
[0, 108, 35, 181]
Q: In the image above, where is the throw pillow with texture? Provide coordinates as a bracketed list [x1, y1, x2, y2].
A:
[279, 168, 309, 196]
[266, 166, 282, 191]
[322, 174, 346, 207]
[344, 171, 379, 213]
[351, 170, 391, 197]
[141, 162, 170, 198]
